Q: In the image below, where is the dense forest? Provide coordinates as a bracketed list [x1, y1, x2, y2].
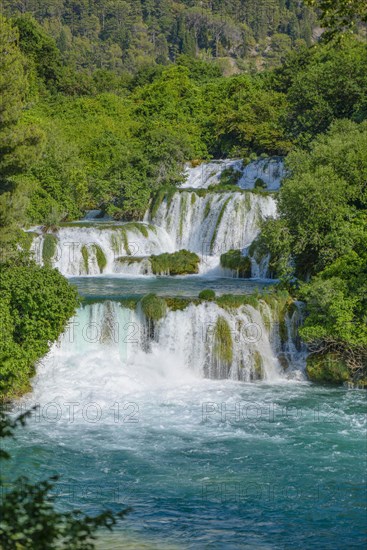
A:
[3, 0, 318, 74]
[1, 0, 367, 394]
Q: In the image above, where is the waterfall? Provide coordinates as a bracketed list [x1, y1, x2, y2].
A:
[181, 157, 285, 191]
[29, 299, 305, 406]
[145, 191, 277, 256]
[30, 190, 276, 278]
[30, 224, 175, 277]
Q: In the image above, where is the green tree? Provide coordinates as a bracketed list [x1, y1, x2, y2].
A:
[305, 0, 367, 37]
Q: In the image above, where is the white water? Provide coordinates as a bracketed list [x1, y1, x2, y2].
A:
[27, 300, 305, 410]
[145, 191, 277, 255]
[31, 191, 276, 277]
[182, 157, 285, 191]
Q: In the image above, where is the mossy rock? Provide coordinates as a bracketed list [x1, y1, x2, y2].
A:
[306, 354, 350, 385]
[150, 250, 200, 276]
[93, 245, 107, 273]
[81, 245, 89, 273]
[199, 289, 216, 301]
[140, 294, 167, 322]
[252, 351, 264, 380]
[165, 297, 194, 311]
[220, 249, 251, 278]
[220, 167, 242, 186]
[214, 316, 233, 365]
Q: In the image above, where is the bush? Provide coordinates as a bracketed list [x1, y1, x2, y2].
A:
[306, 354, 350, 385]
[199, 289, 216, 301]
[220, 249, 252, 278]
[150, 250, 200, 276]
[0, 263, 79, 399]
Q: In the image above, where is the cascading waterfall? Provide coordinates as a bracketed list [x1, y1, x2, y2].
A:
[31, 224, 175, 277]
[30, 299, 305, 405]
[145, 191, 277, 256]
[182, 157, 285, 191]
[30, 191, 276, 277]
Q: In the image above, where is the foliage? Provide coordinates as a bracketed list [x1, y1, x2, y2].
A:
[0, 263, 79, 399]
[220, 249, 251, 278]
[2, 1, 318, 75]
[274, 38, 367, 145]
[306, 354, 350, 384]
[0, 409, 129, 548]
[305, 0, 367, 38]
[93, 245, 107, 273]
[150, 250, 200, 276]
[220, 167, 242, 186]
[261, 120, 367, 379]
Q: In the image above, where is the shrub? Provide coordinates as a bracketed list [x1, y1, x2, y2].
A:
[0, 263, 79, 399]
[306, 354, 350, 385]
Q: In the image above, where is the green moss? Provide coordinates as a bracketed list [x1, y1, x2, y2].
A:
[220, 167, 242, 186]
[164, 297, 194, 311]
[179, 193, 188, 239]
[191, 193, 197, 205]
[210, 197, 231, 251]
[116, 256, 146, 264]
[253, 351, 264, 380]
[81, 245, 89, 273]
[120, 228, 131, 255]
[150, 187, 169, 218]
[306, 354, 350, 385]
[150, 250, 200, 276]
[214, 316, 233, 365]
[203, 198, 212, 219]
[42, 234, 57, 267]
[220, 249, 252, 278]
[22, 231, 37, 253]
[199, 289, 216, 301]
[216, 293, 259, 311]
[255, 177, 266, 189]
[119, 297, 139, 310]
[93, 245, 107, 273]
[140, 293, 167, 322]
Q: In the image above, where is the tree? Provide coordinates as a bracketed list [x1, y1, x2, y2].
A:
[305, 0, 367, 37]
[0, 16, 44, 259]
